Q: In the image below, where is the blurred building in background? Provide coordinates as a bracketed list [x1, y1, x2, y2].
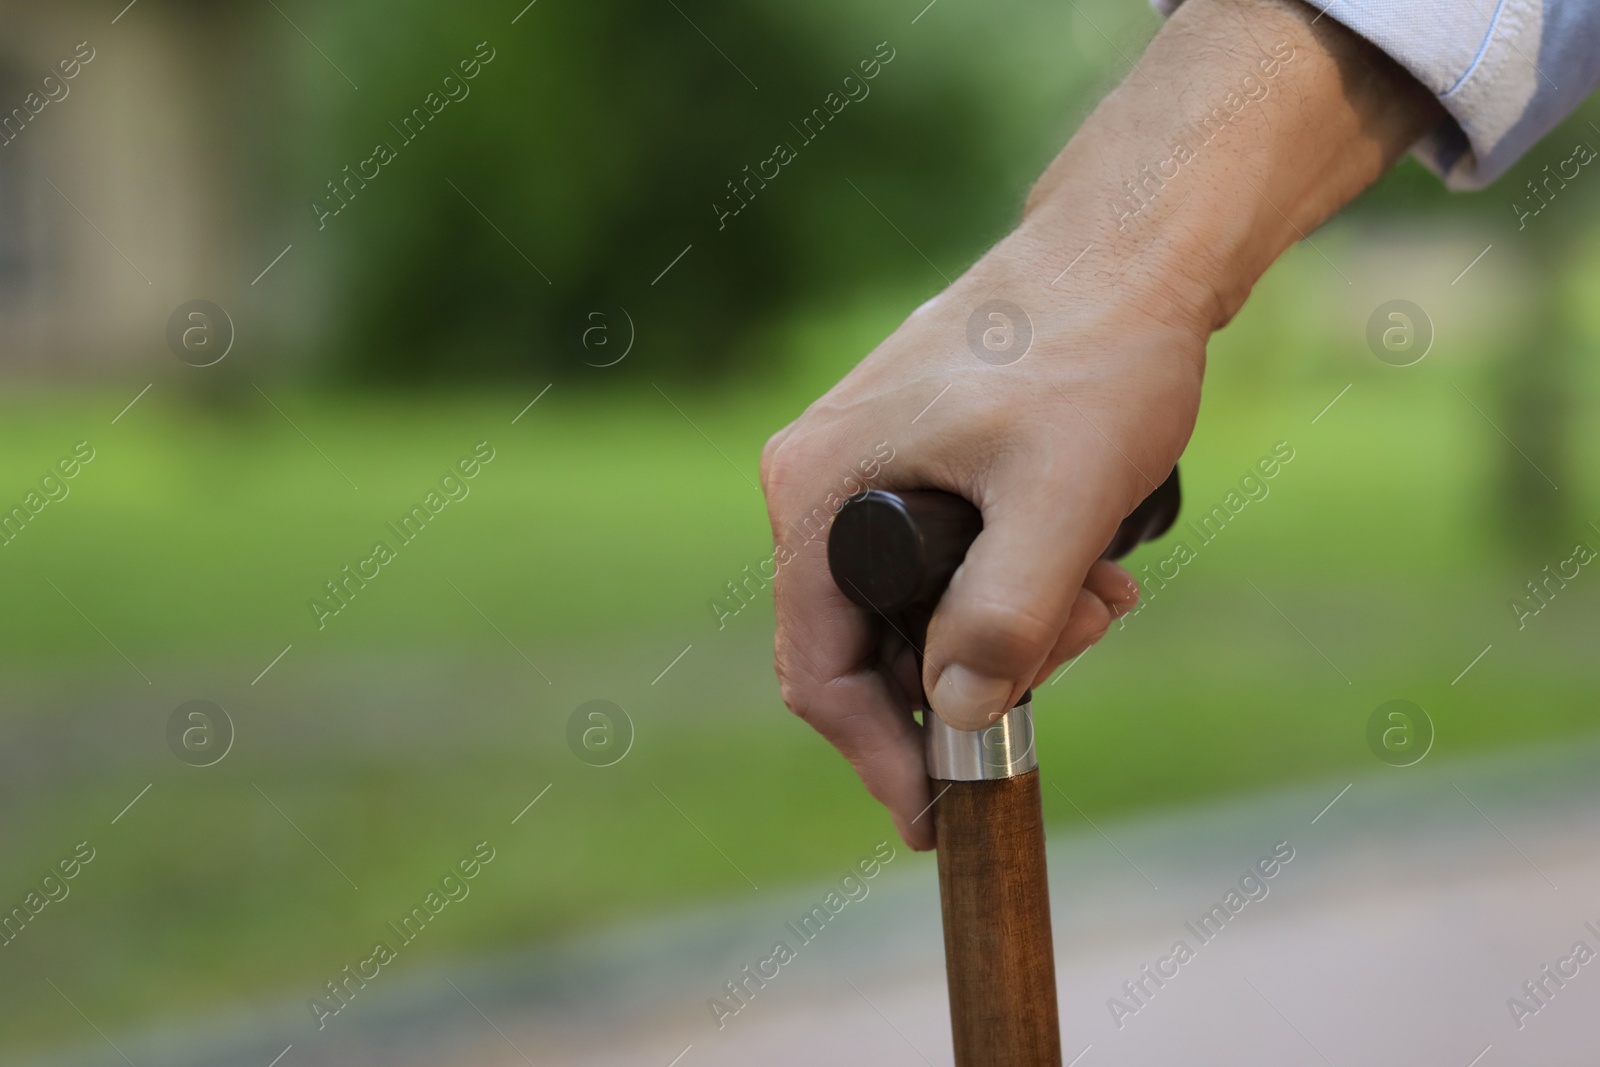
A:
[0, 1, 250, 372]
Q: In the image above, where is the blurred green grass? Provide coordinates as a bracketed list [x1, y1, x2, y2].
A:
[3, 251, 1600, 1053]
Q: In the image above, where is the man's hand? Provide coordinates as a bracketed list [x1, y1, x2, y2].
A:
[760, 0, 1442, 850]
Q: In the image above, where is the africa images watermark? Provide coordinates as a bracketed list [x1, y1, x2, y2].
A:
[1116, 440, 1295, 629]
[706, 840, 897, 1030]
[1509, 534, 1595, 630]
[0, 841, 96, 949]
[566, 699, 634, 767]
[308, 840, 497, 1030]
[0, 40, 96, 148]
[1506, 921, 1600, 1030]
[713, 41, 897, 231]
[0, 441, 97, 549]
[1113, 39, 1295, 231]
[167, 700, 236, 768]
[1106, 840, 1296, 1029]
[1366, 699, 1434, 767]
[308, 441, 497, 629]
[311, 41, 497, 229]
[710, 440, 895, 631]
[1511, 139, 1596, 229]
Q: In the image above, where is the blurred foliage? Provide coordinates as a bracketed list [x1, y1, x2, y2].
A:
[260, 0, 1600, 562]
[277, 0, 1049, 383]
[260, 0, 1600, 560]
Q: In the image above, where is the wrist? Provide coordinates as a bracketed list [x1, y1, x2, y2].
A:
[1008, 188, 1223, 343]
[1019, 0, 1440, 333]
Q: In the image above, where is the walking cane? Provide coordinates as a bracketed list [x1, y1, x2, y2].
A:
[827, 469, 1181, 1066]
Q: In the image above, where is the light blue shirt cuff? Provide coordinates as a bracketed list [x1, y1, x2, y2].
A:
[1153, 0, 1600, 189]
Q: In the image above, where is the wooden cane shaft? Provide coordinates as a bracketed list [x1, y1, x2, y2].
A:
[935, 770, 1061, 1066]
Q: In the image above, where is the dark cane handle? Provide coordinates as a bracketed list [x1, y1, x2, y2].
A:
[824, 466, 1180, 1067]
[826, 467, 1182, 676]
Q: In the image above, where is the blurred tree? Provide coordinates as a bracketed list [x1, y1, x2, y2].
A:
[278, 0, 1022, 384]
[268, 0, 1594, 400]
[1485, 107, 1600, 554]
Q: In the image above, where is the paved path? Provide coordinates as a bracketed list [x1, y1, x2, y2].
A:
[33, 737, 1600, 1067]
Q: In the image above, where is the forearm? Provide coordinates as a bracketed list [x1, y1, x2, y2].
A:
[1016, 0, 1442, 334]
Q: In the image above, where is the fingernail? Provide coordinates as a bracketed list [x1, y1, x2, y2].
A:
[1103, 574, 1139, 613]
[929, 663, 1014, 730]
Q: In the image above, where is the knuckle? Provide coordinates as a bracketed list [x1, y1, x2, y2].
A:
[772, 648, 819, 721]
[774, 668, 874, 762]
[776, 672, 810, 721]
[758, 429, 789, 492]
[759, 427, 814, 497]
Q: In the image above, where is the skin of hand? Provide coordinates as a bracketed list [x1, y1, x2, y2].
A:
[759, 0, 1443, 850]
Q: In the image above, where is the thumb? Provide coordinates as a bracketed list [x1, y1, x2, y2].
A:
[922, 475, 1123, 730]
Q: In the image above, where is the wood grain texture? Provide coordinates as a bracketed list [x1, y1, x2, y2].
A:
[935, 770, 1061, 1066]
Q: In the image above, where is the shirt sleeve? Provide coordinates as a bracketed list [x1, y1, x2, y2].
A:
[1152, 0, 1600, 189]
